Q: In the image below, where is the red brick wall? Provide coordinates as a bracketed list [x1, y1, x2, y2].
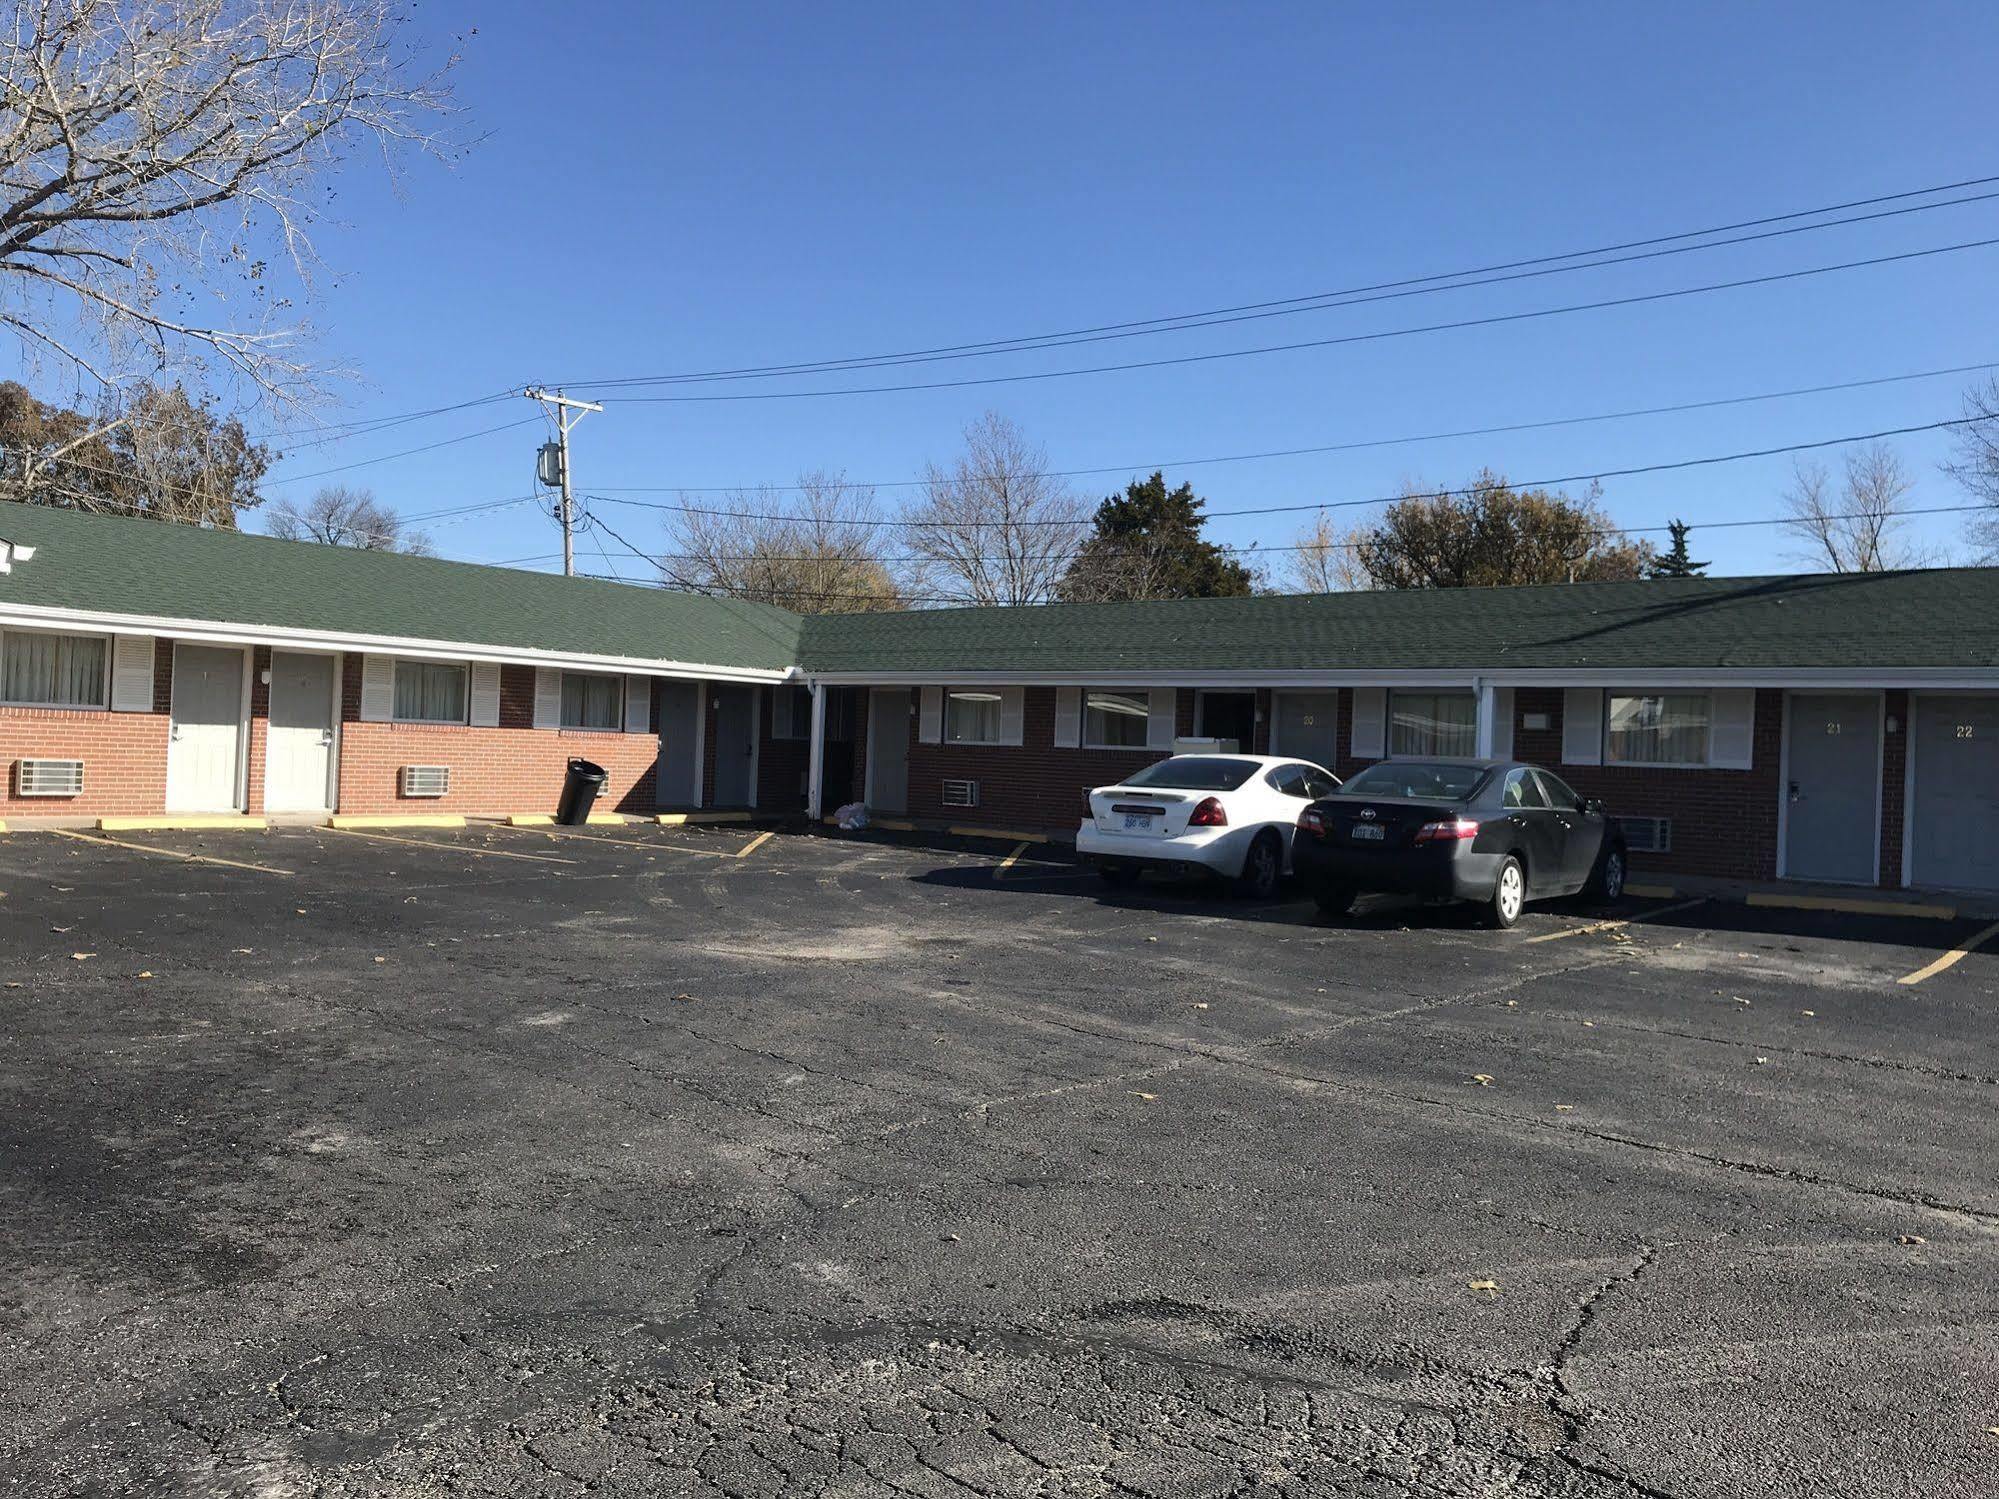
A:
[332, 659, 660, 817]
[759, 686, 811, 813]
[899, 686, 1197, 831]
[1880, 689, 1909, 887]
[0, 641, 174, 817]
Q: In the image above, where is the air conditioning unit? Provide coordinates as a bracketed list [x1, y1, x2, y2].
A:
[15, 758, 84, 797]
[1617, 816, 1671, 854]
[940, 778, 979, 809]
[400, 765, 451, 799]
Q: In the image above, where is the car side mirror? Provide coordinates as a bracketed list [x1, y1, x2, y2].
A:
[1583, 797, 1604, 815]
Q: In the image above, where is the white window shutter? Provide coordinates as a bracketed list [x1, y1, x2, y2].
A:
[533, 667, 562, 729]
[1490, 688, 1515, 761]
[918, 686, 943, 744]
[360, 654, 395, 722]
[624, 675, 650, 734]
[1146, 688, 1179, 750]
[1709, 688, 1756, 769]
[1351, 687, 1386, 759]
[1053, 687, 1081, 748]
[110, 634, 154, 712]
[469, 662, 501, 727]
[999, 687, 1025, 746]
[1562, 688, 1604, 765]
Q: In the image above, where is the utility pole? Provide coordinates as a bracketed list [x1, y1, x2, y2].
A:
[524, 388, 603, 577]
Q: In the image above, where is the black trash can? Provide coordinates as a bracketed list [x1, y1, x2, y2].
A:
[555, 758, 608, 826]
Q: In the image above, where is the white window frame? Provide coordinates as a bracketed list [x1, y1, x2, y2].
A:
[1081, 688, 1152, 751]
[943, 689, 1005, 747]
[559, 669, 625, 732]
[391, 657, 471, 725]
[1602, 690, 1714, 769]
[1388, 689, 1478, 760]
[0, 625, 112, 711]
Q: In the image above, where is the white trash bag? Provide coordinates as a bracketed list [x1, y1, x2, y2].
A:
[833, 802, 870, 831]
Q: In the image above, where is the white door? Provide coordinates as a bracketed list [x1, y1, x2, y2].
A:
[1909, 695, 1999, 892]
[867, 688, 910, 814]
[167, 643, 246, 812]
[265, 651, 336, 812]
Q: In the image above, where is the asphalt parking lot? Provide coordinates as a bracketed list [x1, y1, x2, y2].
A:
[3, 820, 1996, 1498]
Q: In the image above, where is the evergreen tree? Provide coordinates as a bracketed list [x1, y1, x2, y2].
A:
[1057, 472, 1256, 601]
[1648, 519, 1708, 579]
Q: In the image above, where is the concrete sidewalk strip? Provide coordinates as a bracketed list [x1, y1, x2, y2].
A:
[1896, 917, 1999, 986]
[320, 826, 575, 865]
[47, 826, 293, 876]
[1746, 890, 1958, 921]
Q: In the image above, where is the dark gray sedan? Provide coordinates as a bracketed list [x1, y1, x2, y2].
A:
[1291, 759, 1626, 928]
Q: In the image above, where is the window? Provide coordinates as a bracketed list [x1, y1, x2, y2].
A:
[1534, 769, 1585, 812]
[1340, 761, 1488, 800]
[561, 671, 624, 730]
[945, 690, 1003, 745]
[1605, 692, 1710, 766]
[772, 685, 811, 740]
[1267, 764, 1309, 797]
[1083, 690, 1150, 749]
[1, 630, 107, 708]
[1390, 691, 1476, 758]
[1124, 756, 1256, 791]
[1502, 768, 1548, 809]
[393, 660, 468, 723]
[1301, 767, 1341, 799]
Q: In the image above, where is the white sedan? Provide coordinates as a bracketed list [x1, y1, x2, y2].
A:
[1076, 754, 1342, 899]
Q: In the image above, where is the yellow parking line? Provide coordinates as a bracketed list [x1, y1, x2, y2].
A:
[1520, 897, 1707, 944]
[486, 823, 726, 857]
[47, 826, 293, 877]
[320, 826, 575, 865]
[994, 841, 1028, 880]
[736, 830, 776, 859]
[1897, 917, 1999, 986]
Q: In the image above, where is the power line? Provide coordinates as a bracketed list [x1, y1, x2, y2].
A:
[591, 236, 1999, 404]
[555, 170, 1999, 393]
[262, 417, 542, 486]
[588, 359, 1999, 496]
[581, 412, 1997, 532]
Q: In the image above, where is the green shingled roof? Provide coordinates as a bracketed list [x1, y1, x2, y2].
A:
[5, 501, 1997, 677]
[793, 569, 1999, 674]
[0, 501, 802, 672]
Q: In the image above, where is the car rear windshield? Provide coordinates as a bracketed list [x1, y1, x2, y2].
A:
[1122, 757, 1260, 791]
[1338, 761, 1487, 800]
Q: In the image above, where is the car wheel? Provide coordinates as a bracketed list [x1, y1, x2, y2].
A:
[1235, 832, 1282, 901]
[1587, 843, 1627, 904]
[1486, 855, 1526, 929]
[1098, 864, 1140, 888]
[1313, 884, 1356, 916]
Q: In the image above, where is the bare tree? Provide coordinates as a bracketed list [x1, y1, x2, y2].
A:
[660, 471, 903, 613]
[1281, 510, 1371, 593]
[902, 412, 1090, 606]
[268, 484, 431, 553]
[1943, 376, 1999, 559]
[0, 0, 456, 418]
[1782, 443, 1934, 573]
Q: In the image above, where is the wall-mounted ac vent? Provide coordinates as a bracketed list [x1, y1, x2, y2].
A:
[15, 758, 84, 797]
[940, 778, 979, 809]
[1617, 815, 1671, 854]
[400, 765, 451, 799]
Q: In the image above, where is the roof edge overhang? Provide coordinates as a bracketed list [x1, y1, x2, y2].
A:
[0, 601, 792, 683]
[803, 666, 1999, 689]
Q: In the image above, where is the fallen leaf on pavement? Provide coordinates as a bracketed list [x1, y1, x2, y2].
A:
[1130, 1090, 1158, 1101]
[1468, 1279, 1499, 1298]
[69, 952, 95, 961]
[1753, 1057, 1769, 1065]
[1554, 1104, 1575, 1112]
[1471, 1074, 1495, 1086]
[136, 971, 153, 979]
[1898, 1234, 1928, 1245]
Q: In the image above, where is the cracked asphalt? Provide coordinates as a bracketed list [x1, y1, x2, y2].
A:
[3, 819, 1997, 1497]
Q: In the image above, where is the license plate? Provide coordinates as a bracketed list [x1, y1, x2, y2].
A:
[1350, 824, 1384, 841]
[1122, 813, 1154, 831]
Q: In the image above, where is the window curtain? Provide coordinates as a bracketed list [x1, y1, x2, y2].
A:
[945, 691, 1002, 744]
[1390, 692, 1477, 758]
[562, 672, 622, 729]
[395, 661, 468, 722]
[1606, 694, 1709, 765]
[1083, 690, 1150, 748]
[2, 632, 107, 707]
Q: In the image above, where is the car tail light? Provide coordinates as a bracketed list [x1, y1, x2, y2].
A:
[1297, 808, 1325, 838]
[1414, 818, 1480, 843]
[1189, 796, 1228, 827]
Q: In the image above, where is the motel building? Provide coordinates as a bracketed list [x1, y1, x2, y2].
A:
[3, 499, 1999, 897]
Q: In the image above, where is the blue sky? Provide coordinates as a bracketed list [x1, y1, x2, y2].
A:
[161, 5, 1999, 578]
